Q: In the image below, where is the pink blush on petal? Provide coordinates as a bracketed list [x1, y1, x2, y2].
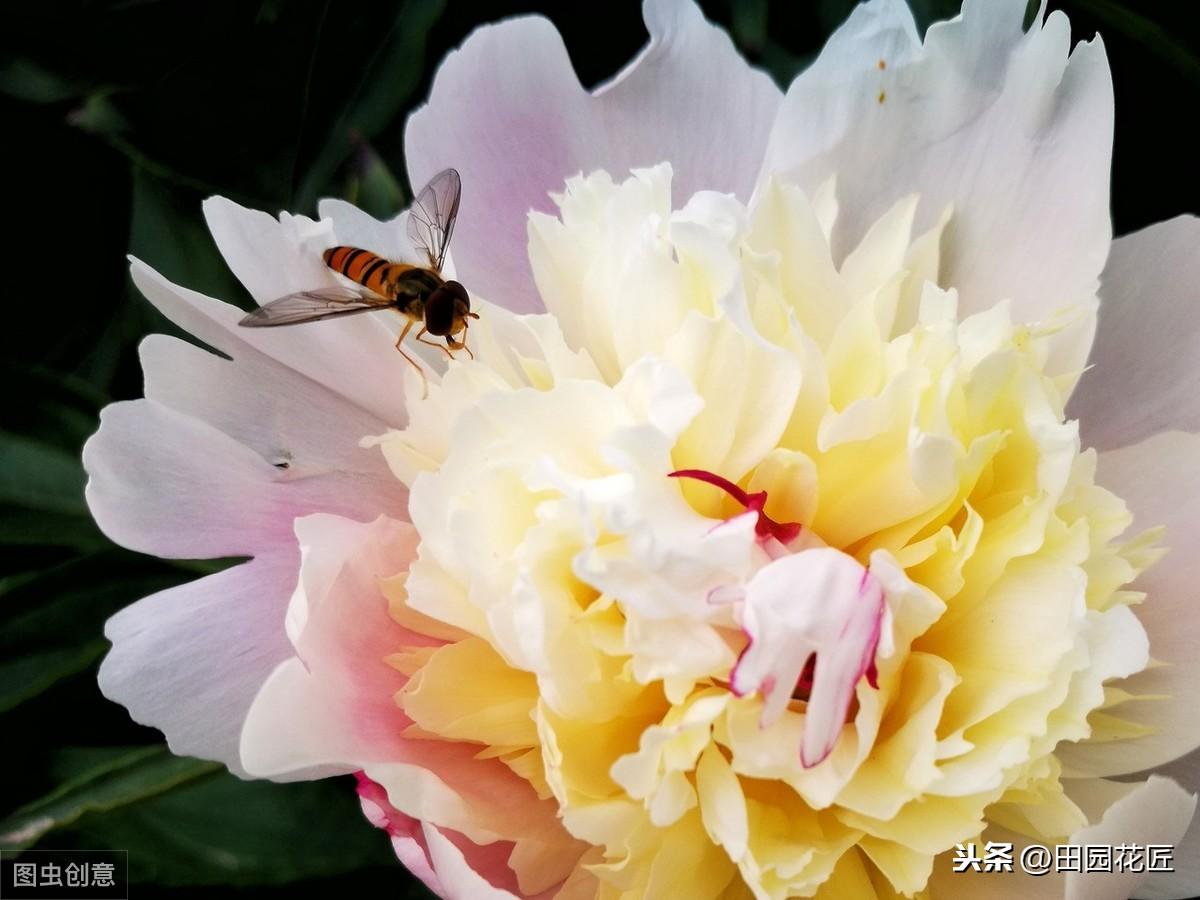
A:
[355, 773, 444, 895]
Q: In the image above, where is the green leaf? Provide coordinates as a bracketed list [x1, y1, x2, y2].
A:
[0, 746, 219, 850]
[0, 642, 107, 714]
[75, 168, 250, 388]
[0, 364, 108, 450]
[760, 41, 810, 88]
[0, 431, 86, 515]
[293, 0, 447, 210]
[1077, 0, 1200, 86]
[0, 508, 105, 550]
[73, 772, 395, 885]
[345, 143, 407, 219]
[127, 170, 249, 308]
[0, 58, 83, 103]
[816, 0, 859, 33]
[729, 0, 769, 54]
[0, 551, 185, 710]
[68, 92, 131, 137]
[48, 746, 154, 784]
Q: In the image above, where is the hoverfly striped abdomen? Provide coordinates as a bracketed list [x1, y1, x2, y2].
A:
[240, 170, 471, 400]
[323, 246, 424, 299]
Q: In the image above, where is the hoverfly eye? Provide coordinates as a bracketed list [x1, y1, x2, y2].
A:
[453, 281, 470, 310]
[424, 287, 455, 336]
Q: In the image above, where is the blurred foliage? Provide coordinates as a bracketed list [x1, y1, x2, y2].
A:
[1, 0, 1196, 896]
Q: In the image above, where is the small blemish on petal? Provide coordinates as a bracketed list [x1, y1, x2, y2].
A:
[877, 58, 886, 70]
[878, 90, 887, 104]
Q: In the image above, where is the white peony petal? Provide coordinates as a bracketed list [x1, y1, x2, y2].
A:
[1126, 748, 1200, 899]
[928, 777, 1195, 900]
[764, 0, 1113, 324]
[1064, 776, 1196, 900]
[97, 556, 296, 774]
[405, 0, 780, 312]
[1069, 216, 1200, 451]
[128, 258, 407, 427]
[202, 196, 338, 304]
[197, 200, 421, 411]
[1057, 432, 1200, 778]
[316, 198, 419, 265]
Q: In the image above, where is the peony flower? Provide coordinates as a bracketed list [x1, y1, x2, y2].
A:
[83, 0, 1200, 898]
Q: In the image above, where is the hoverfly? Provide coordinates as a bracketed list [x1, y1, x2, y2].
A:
[238, 168, 477, 396]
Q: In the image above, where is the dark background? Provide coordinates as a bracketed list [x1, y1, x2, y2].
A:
[1, 1, 1196, 896]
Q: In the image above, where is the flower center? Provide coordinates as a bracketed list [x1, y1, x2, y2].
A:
[670, 467, 880, 707]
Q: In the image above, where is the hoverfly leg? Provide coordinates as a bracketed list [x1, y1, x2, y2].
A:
[394, 319, 429, 400]
[446, 334, 474, 361]
[416, 325, 456, 360]
[460, 314, 475, 362]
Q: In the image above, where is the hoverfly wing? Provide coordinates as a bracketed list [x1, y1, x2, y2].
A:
[407, 168, 461, 272]
[238, 289, 394, 327]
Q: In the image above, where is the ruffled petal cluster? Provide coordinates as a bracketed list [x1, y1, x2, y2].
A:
[354, 161, 1187, 897]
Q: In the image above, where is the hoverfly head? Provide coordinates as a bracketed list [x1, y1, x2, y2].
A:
[426, 280, 476, 341]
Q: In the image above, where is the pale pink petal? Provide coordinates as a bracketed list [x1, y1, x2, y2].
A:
[405, 0, 781, 312]
[138, 334, 402, 503]
[221, 514, 580, 883]
[356, 774, 444, 895]
[1069, 216, 1200, 451]
[84, 399, 399, 771]
[364, 753, 583, 896]
[85, 399, 288, 558]
[128, 257, 407, 428]
[1058, 432, 1200, 777]
[729, 547, 885, 767]
[97, 556, 296, 774]
[358, 773, 574, 900]
[84, 263, 410, 771]
[765, 0, 1113, 327]
[367, 784, 557, 900]
[1064, 776, 1196, 900]
[423, 823, 522, 900]
[240, 515, 426, 779]
[84, 399, 401, 559]
[88, 266, 406, 558]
